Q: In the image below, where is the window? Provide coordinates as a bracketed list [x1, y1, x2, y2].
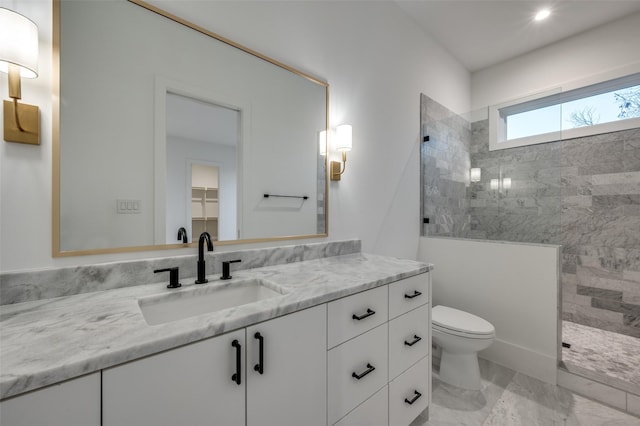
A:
[489, 72, 640, 150]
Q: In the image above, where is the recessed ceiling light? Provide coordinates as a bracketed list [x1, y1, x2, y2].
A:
[534, 8, 551, 21]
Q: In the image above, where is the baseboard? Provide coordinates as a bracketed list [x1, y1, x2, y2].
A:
[479, 338, 557, 385]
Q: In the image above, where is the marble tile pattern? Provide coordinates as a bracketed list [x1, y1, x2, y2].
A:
[410, 359, 640, 425]
[0, 250, 430, 400]
[468, 119, 563, 245]
[317, 150, 327, 234]
[420, 93, 472, 238]
[0, 239, 360, 305]
[562, 320, 640, 390]
[468, 122, 640, 338]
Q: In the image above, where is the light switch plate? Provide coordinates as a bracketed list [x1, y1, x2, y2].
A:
[116, 199, 141, 214]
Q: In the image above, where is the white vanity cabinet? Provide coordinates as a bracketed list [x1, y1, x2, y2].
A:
[103, 304, 326, 426]
[0, 373, 101, 426]
[246, 304, 327, 426]
[327, 272, 431, 426]
[102, 328, 246, 426]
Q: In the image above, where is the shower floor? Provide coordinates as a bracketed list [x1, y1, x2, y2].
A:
[562, 320, 640, 389]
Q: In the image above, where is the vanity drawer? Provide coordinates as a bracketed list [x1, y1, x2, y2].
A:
[389, 274, 429, 319]
[333, 385, 388, 426]
[389, 305, 430, 379]
[328, 285, 388, 349]
[328, 323, 388, 425]
[389, 356, 429, 426]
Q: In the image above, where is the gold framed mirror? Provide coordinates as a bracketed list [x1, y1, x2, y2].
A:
[52, 0, 329, 257]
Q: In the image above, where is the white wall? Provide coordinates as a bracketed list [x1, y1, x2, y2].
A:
[0, 0, 469, 272]
[419, 237, 560, 384]
[471, 11, 640, 112]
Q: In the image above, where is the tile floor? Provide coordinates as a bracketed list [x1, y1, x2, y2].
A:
[410, 359, 640, 426]
[562, 321, 640, 388]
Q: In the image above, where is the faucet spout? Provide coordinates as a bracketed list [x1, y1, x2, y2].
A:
[196, 232, 214, 284]
[177, 227, 188, 244]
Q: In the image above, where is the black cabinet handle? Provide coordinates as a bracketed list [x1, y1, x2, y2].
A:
[404, 290, 422, 299]
[404, 335, 422, 347]
[254, 332, 264, 375]
[231, 340, 241, 385]
[352, 363, 375, 380]
[352, 308, 375, 321]
[404, 390, 422, 405]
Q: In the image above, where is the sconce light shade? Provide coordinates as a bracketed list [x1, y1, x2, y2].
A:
[470, 168, 481, 182]
[1, 7, 40, 145]
[319, 130, 327, 156]
[0, 8, 39, 78]
[502, 178, 512, 190]
[330, 124, 352, 181]
[335, 124, 352, 152]
[490, 179, 499, 190]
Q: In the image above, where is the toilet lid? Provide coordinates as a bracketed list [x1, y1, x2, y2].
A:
[432, 305, 494, 336]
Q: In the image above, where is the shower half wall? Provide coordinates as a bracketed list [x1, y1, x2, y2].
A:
[421, 93, 640, 339]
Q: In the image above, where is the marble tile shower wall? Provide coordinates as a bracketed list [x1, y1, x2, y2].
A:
[468, 120, 562, 244]
[317, 153, 326, 233]
[420, 94, 472, 237]
[470, 121, 640, 338]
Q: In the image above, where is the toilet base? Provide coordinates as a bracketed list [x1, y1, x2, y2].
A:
[438, 350, 482, 390]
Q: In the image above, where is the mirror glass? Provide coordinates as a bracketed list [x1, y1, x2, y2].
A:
[55, 0, 328, 255]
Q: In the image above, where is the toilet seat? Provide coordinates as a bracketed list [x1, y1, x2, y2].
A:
[432, 305, 494, 339]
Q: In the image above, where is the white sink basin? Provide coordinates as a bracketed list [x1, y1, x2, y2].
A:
[139, 278, 287, 325]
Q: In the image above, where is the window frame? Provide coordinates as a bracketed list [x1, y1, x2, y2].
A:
[489, 68, 640, 151]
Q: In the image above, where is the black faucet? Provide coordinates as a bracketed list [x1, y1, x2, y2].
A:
[177, 227, 188, 243]
[154, 267, 181, 289]
[221, 259, 242, 280]
[195, 232, 214, 284]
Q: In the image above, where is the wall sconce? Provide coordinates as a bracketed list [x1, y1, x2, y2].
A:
[490, 177, 512, 192]
[470, 168, 481, 182]
[330, 124, 352, 181]
[1, 8, 40, 145]
[502, 177, 511, 190]
[318, 129, 327, 156]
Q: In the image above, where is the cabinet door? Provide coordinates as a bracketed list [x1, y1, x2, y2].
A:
[247, 304, 327, 426]
[389, 305, 430, 379]
[333, 386, 388, 426]
[327, 285, 388, 349]
[328, 323, 388, 425]
[0, 373, 100, 426]
[389, 356, 429, 426]
[389, 273, 429, 320]
[103, 330, 245, 426]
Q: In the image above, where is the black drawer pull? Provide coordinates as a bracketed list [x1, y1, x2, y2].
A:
[352, 363, 375, 380]
[352, 308, 375, 321]
[404, 335, 422, 347]
[231, 339, 241, 385]
[404, 290, 422, 299]
[254, 332, 264, 375]
[404, 390, 422, 405]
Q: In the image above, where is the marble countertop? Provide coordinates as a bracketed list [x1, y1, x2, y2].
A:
[0, 253, 430, 400]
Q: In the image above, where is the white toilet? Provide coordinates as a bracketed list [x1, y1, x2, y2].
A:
[432, 305, 495, 390]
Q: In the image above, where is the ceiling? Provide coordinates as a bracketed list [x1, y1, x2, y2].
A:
[166, 93, 238, 146]
[394, 0, 640, 72]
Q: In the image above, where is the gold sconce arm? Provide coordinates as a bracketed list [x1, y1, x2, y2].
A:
[330, 151, 348, 181]
[8, 64, 25, 132]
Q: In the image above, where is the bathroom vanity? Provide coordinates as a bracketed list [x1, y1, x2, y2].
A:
[0, 243, 432, 426]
